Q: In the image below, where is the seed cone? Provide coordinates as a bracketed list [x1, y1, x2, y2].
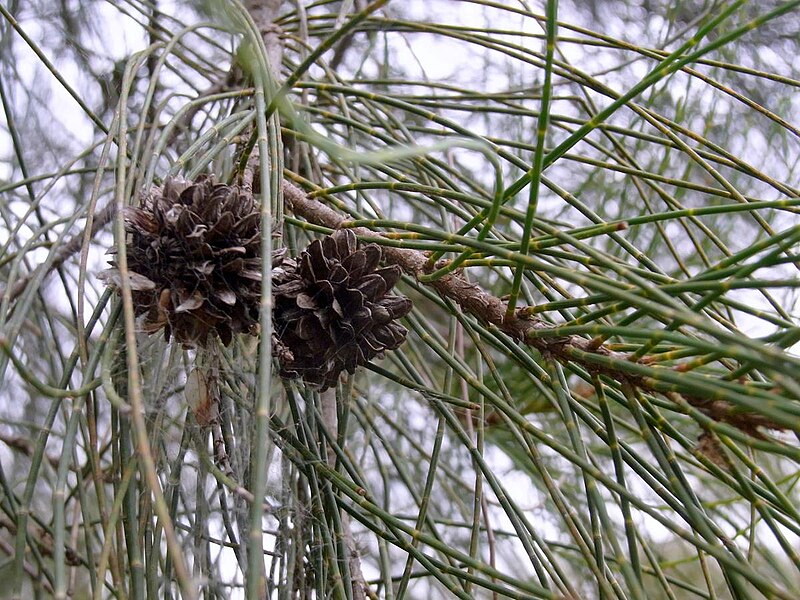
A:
[273, 229, 412, 390]
[103, 176, 276, 347]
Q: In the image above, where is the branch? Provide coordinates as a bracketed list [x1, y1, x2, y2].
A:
[281, 178, 786, 435]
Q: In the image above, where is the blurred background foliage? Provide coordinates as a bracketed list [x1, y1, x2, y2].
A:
[1, 0, 799, 598]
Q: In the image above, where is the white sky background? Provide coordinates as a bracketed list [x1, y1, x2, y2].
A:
[1, 0, 800, 597]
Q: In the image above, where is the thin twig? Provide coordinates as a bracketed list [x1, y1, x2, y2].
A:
[0, 202, 115, 304]
[320, 388, 369, 600]
[280, 178, 786, 434]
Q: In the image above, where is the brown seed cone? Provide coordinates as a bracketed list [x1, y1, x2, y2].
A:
[273, 229, 412, 390]
[102, 176, 278, 347]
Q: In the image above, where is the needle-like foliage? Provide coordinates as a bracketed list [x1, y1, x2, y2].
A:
[1, 1, 799, 599]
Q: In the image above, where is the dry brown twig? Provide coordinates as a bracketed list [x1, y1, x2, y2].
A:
[280, 178, 786, 435]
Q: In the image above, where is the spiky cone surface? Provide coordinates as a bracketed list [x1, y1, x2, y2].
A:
[273, 229, 412, 390]
[103, 176, 279, 347]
